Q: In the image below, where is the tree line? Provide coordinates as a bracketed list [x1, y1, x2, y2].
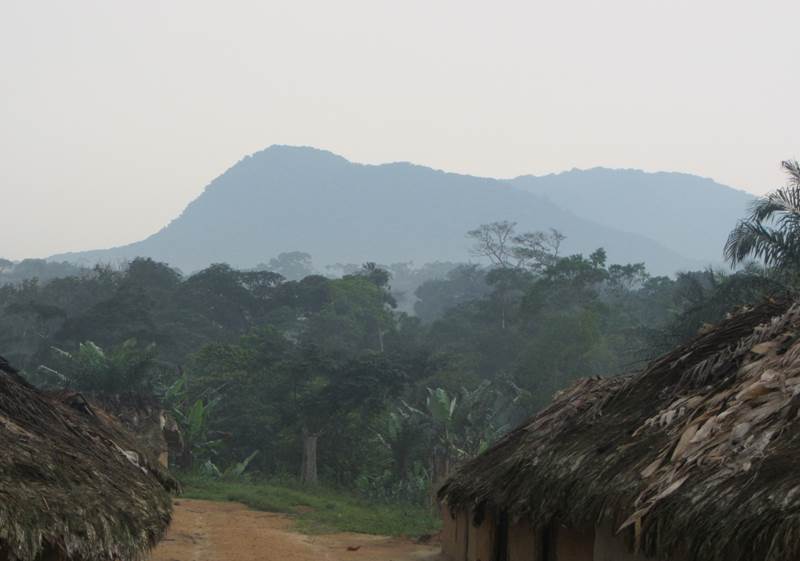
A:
[3, 160, 798, 502]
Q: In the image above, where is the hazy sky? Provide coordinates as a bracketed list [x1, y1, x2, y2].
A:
[1, 0, 797, 260]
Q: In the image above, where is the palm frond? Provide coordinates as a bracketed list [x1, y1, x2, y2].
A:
[782, 160, 800, 189]
[725, 160, 800, 272]
[724, 221, 793, 267]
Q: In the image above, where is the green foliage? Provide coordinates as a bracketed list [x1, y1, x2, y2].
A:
[257, 251, 314, 281]
[4, 223, 790, 509]
[405, 380, 523, 464]
[226, 450, 260, 478]
[413, 264, 489, 322]
[201, 450, 260, 481]
[183, 398, 217, 448]
[650, 267, 786, 354]
[0, 259, 86, 285]
[164, 372, 226, 468]
[354, 461, 431, 504]
[39, 339, 161, 394]
[426, 387, 457, 425]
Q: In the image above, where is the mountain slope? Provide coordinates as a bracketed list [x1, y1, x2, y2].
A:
[52, 146, 711, 275]
[511, 168, 754, 264]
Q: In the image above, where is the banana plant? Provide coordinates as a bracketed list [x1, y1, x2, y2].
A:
[42, 339, 159, 393]
[224, 450, 260, 478]
[426, 387, 458, 425]
[401, 379, 529, 483]
[166, 374, 224, 470]
[201, 450, 260, 480]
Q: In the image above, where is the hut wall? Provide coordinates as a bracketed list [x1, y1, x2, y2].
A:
[440, 506, 460, 560]
[508, 520, 541, 561]
[552, 526, 594, 561]
[455, 510, 470, 561]
[593, 524, 651, 561]
[593, 524, 688, 561]
[441, 509, 471, 561]
[467, 513, 495, 561]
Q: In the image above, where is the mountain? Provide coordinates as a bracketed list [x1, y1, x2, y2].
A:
[51, 146, 746, 275]
[510, 168, 754, 264]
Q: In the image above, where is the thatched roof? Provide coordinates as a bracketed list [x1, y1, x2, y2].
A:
[439, 298, 800, 561]
[51, 391, 184, 462]
[0, 360, 177, 561]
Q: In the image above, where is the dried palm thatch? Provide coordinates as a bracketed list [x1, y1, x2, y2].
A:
[0, 361, 177, 561]
[51, 391, 184, 466]
[439, 298, 800, 561]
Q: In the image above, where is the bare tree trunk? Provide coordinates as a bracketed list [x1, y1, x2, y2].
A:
[300, 428, 319, 485]
[378, 328, 385, 353]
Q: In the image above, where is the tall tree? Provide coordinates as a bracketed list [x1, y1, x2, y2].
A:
[467, 222, 563, 328]
[293, 351, 408, 484]
[259, 252, 315, 281]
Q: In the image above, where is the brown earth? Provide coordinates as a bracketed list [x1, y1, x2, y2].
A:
[150, 499, 442, 561]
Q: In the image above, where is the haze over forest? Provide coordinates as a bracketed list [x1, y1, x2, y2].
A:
[49, 145, 753, 276]
[3, 3, 800, 560]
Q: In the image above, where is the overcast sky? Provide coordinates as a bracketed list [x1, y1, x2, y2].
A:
[1, 0, 797, 260]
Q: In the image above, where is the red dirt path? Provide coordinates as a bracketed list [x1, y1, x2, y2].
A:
[150, 499, 441, 561]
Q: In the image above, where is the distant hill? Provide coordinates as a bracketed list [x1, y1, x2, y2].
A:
[51, 146, 750, 276]
[511, 168, 754, 264]
[0, 258, 86, 285]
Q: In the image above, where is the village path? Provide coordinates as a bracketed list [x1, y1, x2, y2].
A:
[150, 499, 441, 561]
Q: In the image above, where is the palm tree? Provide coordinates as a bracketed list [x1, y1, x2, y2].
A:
[725, 160, 800, 270]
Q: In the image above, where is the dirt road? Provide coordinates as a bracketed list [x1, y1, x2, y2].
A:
[150, 499, 441, 561]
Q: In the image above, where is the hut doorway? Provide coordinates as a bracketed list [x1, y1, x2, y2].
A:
[541, 526, 553, 561]
[493, 511, 509, 561]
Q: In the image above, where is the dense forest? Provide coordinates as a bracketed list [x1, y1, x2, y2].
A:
[3, 160, 797, 504]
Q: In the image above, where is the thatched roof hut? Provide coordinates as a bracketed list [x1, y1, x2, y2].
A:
[52, 391, 183, 468]
[439, 299, 800, 561]
[0, 359, 177, 561]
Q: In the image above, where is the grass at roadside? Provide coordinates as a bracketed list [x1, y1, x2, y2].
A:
[179, 475, 440, 537]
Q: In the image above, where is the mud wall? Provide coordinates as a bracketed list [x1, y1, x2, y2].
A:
[440, 507, 459, 560]
[467, 512, 495, 561]
[508, 520, 541, 561]
[440, 508, 471, 561]
[593, 524, 687, 561]
[592, 524, 651, 561]
[552, 526, 594, 561]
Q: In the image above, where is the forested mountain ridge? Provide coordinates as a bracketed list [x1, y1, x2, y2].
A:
[51, 146, 747, 275]
[511, 168, 754, 264]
